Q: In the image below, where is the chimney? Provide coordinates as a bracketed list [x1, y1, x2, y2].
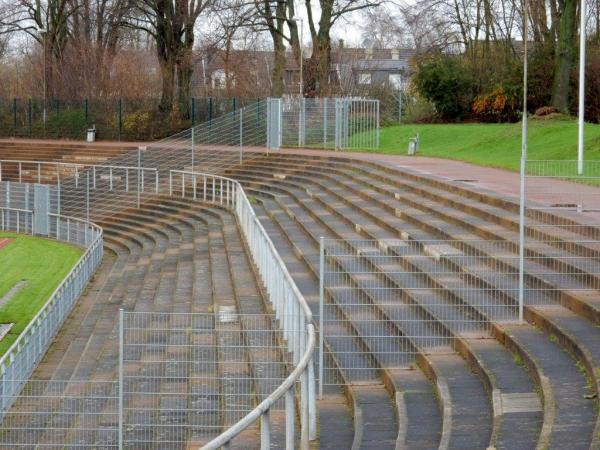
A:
[366, 47, 373, 60]
[391, 49, 400, 60]
[338, 39, 344, 49]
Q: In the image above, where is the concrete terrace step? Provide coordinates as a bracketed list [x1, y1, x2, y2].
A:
[224, 155, 600, 449]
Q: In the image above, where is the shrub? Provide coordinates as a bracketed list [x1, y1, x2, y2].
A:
[472, 87, 520, 122]
[413, 55, 474, 120]
[122, 110, 152, 140]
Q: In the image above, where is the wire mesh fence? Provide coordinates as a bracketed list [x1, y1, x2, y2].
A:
[0, 380, 119, 449]
[0, 181, 104, 414]
[281, 97, 379, 150]
[0, 312, 302, 449]
[520, 160, 600, 306]
[120, 311, 297, 449]
[0, 97, 261, 141]
[318, 238, 521, 386]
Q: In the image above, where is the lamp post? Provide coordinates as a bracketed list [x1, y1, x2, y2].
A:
[291, 16, 304, 96]
[577, 0, 586, 175]
[518, 0, 529, 324]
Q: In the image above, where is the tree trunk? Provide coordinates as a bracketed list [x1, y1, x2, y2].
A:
[551, 0, 578, 112]
[271, 37, 286, 96]
[159, 56, 176, 113]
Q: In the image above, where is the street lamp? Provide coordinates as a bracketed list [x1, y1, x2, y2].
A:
[291, 16, 303, 96]
[578, 0, 586, 175]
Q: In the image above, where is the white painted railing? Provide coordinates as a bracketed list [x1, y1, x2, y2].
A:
[169, 169, 316, 450]
[0, 186, 103, 414]
[0, 159, 159, 193]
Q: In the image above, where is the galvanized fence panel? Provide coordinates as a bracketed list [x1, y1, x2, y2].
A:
[519, 160, 600, 306]
[0, 181, 103, 413]
[0, 380, 119, 449]
[281, 97, 379, 150]
[319, 238, 521, 387]
[120, 311, 297, 449]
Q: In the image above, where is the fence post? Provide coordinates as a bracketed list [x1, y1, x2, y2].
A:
[319, 237, 324, 398]
[28, 98, 32, 137]
[137, 147, 144, 208]
[118, 98, 123, 141]
[323, 98, 328, 148]
[191, 125, 195, 169]
[256, 97, 260, 130]
[118, 308, 124, 450]
[375, 100, 380, 149]
[518, 157, 526, 323]
[239, 108, 243, 164]
[86, 171, 90, 223]
[190, 97, 196, 127]
[232, 97, 237, 115]
[12, 98, 16, 137]
[84, 98, 89, 125]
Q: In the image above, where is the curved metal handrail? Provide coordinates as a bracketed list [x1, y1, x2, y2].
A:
[169, 169, 316, 449]
[0, 200, 104, 412]
[202, 324, 315, 449]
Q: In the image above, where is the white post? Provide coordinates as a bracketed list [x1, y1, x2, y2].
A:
[240, 108, 243, 164]
[118, 308, 124, 450]
[578, 0, 586, 175]
[191, 126, 195, 170]
[518, 0, 528, 324]
[319, 237, 325, 398]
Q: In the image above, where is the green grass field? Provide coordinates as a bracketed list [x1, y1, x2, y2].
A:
[353, 117, 600, 171]
[0, 232, 82, 356]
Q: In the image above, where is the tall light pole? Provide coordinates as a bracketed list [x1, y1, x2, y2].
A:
[292, 16, 304, 96]
[577, 0, 586, 175]
[518, 0, 529, 324]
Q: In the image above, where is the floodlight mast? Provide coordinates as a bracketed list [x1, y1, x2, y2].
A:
[518, 0, 529, 324]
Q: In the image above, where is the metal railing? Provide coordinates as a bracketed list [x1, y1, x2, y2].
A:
[517, 160, 600, 310]
[318, 238, 522, 389]
[0, 182, 103, 414]
[169, 169, 316, 449]
[281, 97, 380, 150]
[0, 160, 159, 192]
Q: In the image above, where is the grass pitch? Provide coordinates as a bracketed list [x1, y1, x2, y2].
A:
[353, 117, 600, 171]
[0, 232, 82, 356]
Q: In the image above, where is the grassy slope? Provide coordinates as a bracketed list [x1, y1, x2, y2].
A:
[355, 118, 600, 171]
[0, 232, 82, 356]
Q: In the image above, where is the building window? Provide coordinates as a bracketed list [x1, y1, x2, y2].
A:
[358, 73, 371, 85]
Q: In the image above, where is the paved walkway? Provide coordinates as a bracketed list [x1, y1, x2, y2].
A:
[3, 137, 599, 220]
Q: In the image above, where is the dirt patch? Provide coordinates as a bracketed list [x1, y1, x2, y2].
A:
[0, 237, 14, 251]
[0, 280, 27, 308]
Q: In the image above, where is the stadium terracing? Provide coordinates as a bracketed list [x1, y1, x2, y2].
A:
[0, 99, 600, 449]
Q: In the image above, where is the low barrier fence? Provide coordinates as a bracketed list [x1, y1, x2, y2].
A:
[318, 238, 522, 388]
[169, 169, 316, 449]
[0, 181, 103, 414]
[517, 160, 600, 307]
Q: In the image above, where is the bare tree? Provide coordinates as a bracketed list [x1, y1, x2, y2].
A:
[127, 0, 213, 112]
